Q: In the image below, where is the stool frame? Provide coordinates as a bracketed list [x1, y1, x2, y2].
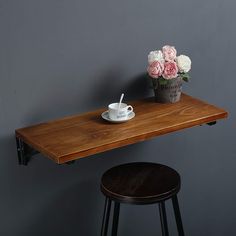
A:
[101, 194, 185, 236]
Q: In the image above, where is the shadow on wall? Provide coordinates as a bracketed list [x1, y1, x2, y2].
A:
[16, 70, 151, 127]
[25, 179, 102, 236]
[88, 70, 151, 108]
[0, 134, 19, 167]
[122, 73, 151, 101]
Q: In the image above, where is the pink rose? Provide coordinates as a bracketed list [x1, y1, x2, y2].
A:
[162, 61, 178, 80]
[147, 61, 164, 78]
[162, 45, 177, 61]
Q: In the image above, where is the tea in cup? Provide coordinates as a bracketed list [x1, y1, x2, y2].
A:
[108, 103, 133, 120]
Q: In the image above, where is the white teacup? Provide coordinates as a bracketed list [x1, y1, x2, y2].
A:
[108, 103, 133, 120]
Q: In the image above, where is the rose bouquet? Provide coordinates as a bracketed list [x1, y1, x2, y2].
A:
[147, 45, 191, 86]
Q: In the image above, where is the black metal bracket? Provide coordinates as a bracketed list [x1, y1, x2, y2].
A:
[15, 137, 76, 165]
[207, 121, 217, 126]
[66, 160, 76, 165]
[15, 137, 39, 165]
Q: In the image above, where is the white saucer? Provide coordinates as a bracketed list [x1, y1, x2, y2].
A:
[101, 111, 135, 123]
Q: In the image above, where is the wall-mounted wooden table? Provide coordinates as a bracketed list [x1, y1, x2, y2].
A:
[15, 94, 228, 165]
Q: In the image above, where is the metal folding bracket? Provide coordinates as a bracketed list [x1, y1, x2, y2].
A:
[16, 137, 76, 165]
[15, 137, 38, 165]
[66, 160, 76, 165]
[207, 121, 217, 126]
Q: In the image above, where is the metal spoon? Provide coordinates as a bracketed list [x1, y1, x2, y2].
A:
[117, 93, 124, 115]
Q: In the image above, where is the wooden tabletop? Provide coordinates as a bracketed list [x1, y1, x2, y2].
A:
[15, 94, 228, 164]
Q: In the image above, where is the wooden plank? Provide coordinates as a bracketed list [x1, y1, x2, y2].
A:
[15, 94, 228, 164]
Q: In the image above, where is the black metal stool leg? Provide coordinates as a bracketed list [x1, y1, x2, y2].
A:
[159, 202, 169, 236]
[111, 202, 120, 236]
[172, 195, 185, 236]
[101, 197, 111, 236]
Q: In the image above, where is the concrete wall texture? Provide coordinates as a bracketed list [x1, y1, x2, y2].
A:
[0, 0, 235, 235]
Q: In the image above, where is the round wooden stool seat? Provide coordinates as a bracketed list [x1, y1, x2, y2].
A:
[101, 162, 181, 204]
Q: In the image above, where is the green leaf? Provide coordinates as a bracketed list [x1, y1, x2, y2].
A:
[182, 76, 189, 82]
[180, 73, 190, 82]
[158, 77, 168, 85]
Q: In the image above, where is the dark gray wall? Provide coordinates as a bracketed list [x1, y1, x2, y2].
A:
[1, 0, 235, 235]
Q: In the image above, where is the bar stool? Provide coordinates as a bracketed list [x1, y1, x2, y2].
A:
[100, 162, 185, 236]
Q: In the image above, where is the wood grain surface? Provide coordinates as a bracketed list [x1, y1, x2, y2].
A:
[15, 94, 228, 164]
